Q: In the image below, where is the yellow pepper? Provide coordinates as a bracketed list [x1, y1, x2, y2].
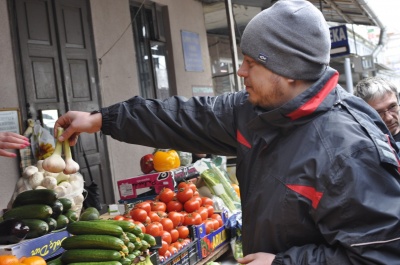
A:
[153, 149, 181, 172]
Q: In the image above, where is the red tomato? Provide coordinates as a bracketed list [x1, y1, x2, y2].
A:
[146, 222, 161, 237]
[124, 217, 134, 223]
[153, 221, 164, 235]
[182, 238, 191, 246]
[210, 217, 220, 230]
[113, 215, 125, 221]
[177, 181, 188, 190]
[204, 219, 215, 234]
[170, 228, 179, 243]
[148, 211, 161, 222]
[184, 198, 200, 213]
[151, 201, 167, 212]
[176, 225, 189, 239]
[167, 211, 183, 228]
[205, 204, 214, 218]
[176, 186, 194, 203]
[161, 230, 172, 245]
[160, 217, 174, 232]
[187, 182, 197, 193]
[168, 245, 178, 255]
[130, 208, 148, 223]
[201, 197, 214, 206]
[155, 211, 168, 218]
[159, 188, 175, 203]
[158, 240, 169, 256]
[134, 201, 151, 214]
[183, 212, 202, 226]
[167, 199, 183, 212]
[211, 213, 223, 227]
[192, 196, 202, 206]
[134, 221, 146, 233]
[196, 206, 208, 221]
[172, 241, 183, 251]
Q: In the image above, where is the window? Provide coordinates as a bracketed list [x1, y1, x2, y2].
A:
[131, 2, 171, 99]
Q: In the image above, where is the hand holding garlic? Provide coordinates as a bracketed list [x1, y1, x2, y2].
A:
[42, 127, 80, 174]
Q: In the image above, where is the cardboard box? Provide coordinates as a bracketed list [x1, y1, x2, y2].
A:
[0, 229, 70, 260]
[117, 165, 199, 201]
[190, 211, 230, 260]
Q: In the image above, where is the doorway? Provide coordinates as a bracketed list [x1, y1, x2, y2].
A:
[10, 0, 113, 211]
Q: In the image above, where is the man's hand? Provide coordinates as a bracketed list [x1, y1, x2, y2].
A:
[55, 111, 102, 145]
[237, 252, 276, 265]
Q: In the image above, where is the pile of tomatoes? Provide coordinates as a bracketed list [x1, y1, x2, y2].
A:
[113, 181, 223, 262]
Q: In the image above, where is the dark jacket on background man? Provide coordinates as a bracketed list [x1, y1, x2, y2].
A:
[100, 67, 400, 264]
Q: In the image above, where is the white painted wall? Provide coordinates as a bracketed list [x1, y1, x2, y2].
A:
[0, 0, 213, 210]
[89, 0, 212, 203]
[0, 0, 23, 212]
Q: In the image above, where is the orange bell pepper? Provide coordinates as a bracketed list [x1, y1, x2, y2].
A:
[153, 149, 180, 172]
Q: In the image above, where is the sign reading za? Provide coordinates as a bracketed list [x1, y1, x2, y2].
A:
[330, 25, 349, 57]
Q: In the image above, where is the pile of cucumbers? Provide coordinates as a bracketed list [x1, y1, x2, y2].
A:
[59, 219, 157, 265]
[2, 189, 77, 239]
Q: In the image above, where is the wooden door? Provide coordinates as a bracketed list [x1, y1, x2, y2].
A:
[12, 0, 113, 211]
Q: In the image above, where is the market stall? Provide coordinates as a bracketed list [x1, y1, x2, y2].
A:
[0, 131, 242, 265]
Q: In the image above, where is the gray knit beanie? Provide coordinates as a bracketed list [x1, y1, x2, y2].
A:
[240, 0, 330, 80]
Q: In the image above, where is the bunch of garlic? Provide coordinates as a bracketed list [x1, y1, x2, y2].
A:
[42, 127, 80, 174]
[19, 163, 85, 213]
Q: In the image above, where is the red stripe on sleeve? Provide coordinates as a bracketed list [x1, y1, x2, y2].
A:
[237, 130, 252, 148]
[287, 184, 323, 209]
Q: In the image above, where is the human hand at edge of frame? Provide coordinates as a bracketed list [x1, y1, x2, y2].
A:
[54, 111, 102, 146]
[0, 131, 30, 158]
[237, 252, 276, 265]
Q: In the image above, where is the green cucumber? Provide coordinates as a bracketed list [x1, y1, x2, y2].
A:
[21, 219, 49, 239]
[44, 217, 57, 232]
[59, 198, 72, 213]
[3, 204, 53, 220]
[140, 239, 150, 251]
[126, 241, 135, 253]
[142, 233, 156, 246]
[68, 261, 122, 265]
[62, 234, 128, 253]
[61, 249, 123, 263]
[91, 220, 141, 235]
[84, 207, 100, 215]
[12, 189, 58, 208]
[119, 234, 130, 245]
[119, 257, 131, 265]
[64, 209, 79, 223]
[51, 200, 64, 219]
[67, 221, 124, 237]
[56, 214, 69, 229]
[79, 211, 99, 221]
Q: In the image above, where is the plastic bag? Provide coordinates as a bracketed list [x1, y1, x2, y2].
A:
[226, 211, 243, 259]
[31, 121, 55, 162]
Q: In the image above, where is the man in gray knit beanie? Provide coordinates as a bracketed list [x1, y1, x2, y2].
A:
[55, 0, 400, 264]
[240, 0, 330, 80]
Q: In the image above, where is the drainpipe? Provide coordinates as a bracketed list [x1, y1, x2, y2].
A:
[356, 0, 387, 57]
[225, 0, 242, 92]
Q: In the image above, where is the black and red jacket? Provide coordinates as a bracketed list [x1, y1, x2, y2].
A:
[101, 67, 400, 264]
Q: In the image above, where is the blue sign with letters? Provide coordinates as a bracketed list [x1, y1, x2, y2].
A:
[181, 30, 204, 72]
[330, 25, 350, 57]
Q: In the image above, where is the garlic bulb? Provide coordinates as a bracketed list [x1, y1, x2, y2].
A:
[42, 176, 57, 189]
[28, 172, 44, 189]
[42, 127, 66, 173]
[22, 165, 38, 179]
[63, 140, 80, 174]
